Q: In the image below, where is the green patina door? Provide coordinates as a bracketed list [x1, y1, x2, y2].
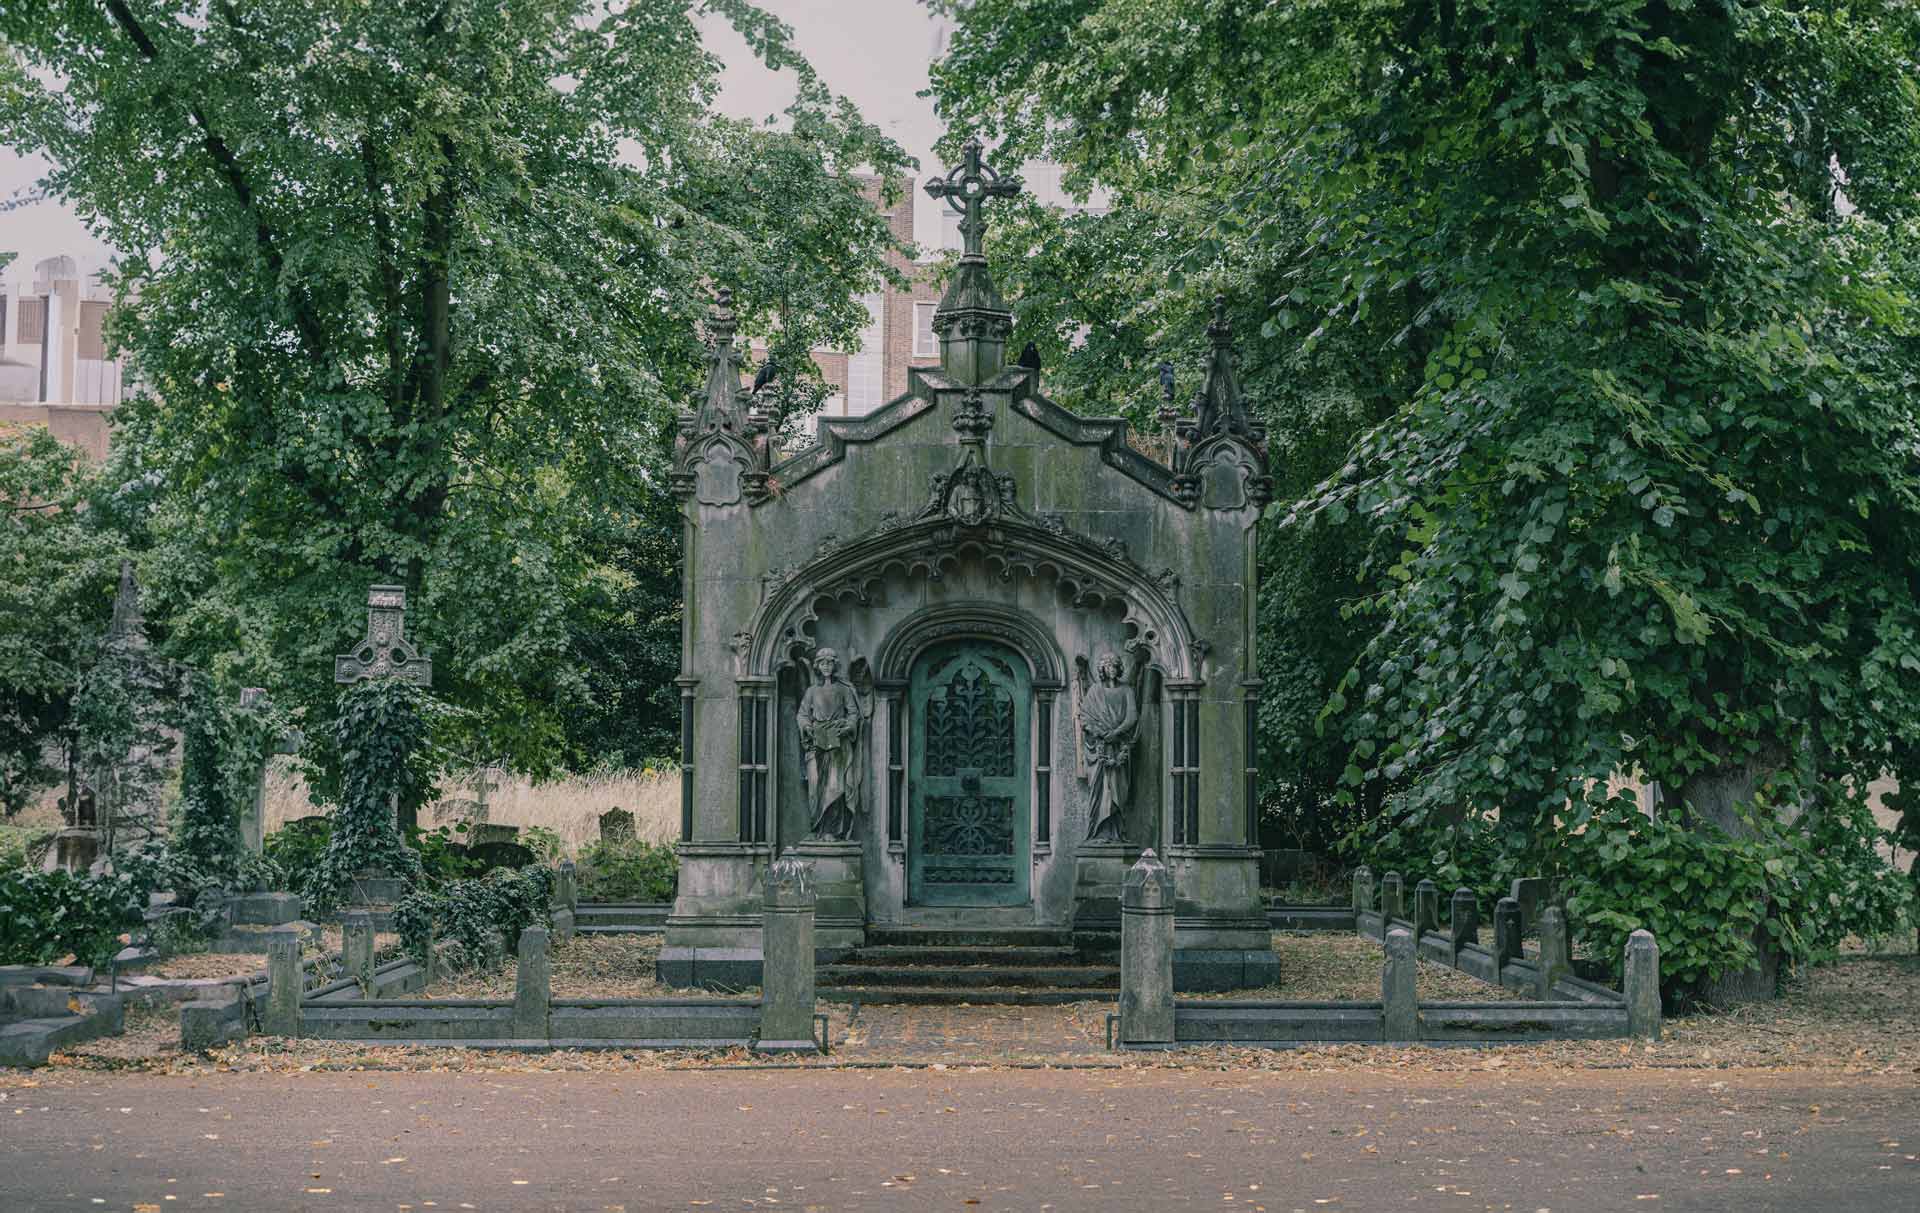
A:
[908, 639, 1031, 906]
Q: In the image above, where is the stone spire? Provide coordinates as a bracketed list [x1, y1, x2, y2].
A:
[925, 137, 1023, 385]
[1191, 295, 1263, 447]
[692, 287, 749, 439]
[673, 287, 770, 504]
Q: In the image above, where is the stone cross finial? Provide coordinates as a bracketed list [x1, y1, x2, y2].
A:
[335, 584, 432, 688]
[924, 137, 1022, 259]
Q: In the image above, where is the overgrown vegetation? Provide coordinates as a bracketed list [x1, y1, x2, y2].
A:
[0, 867, 143, 968]
[576, 837, 679, 903]
[304, 680, 433, 916]
[392, 865, 554, 973]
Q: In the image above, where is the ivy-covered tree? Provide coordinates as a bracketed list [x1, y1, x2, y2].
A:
[0, 0, 911, 782]
[934, 0, 1920, 998]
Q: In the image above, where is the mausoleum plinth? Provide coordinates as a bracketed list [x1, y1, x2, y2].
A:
[1168, 844, 1279, 991]
[790, 839, 866, 955]
[1070, 839, 1141, 939]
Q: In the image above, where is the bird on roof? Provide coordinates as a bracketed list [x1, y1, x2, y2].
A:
[1017, 342, 1042, 371]
[752, 357, 779, 394]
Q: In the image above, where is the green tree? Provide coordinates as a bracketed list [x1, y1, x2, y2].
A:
[1, 0, 910, 783]
[935, 0, 1920, 996]
[0, 425, 126, 817]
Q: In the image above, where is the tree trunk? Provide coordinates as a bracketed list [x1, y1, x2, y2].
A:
[1680, 761, 1780, 1005]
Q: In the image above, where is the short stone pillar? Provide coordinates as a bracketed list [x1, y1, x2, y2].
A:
[1625, 930, 1662, 1040]
[1119, 849, 1176, 1048]
[1383, 925, 1418, 1043]
[551, 860, 578, 943]
[343, 910, 375, 993]
[264, 926, 302, 1037]
[513, 925, 551, 1041]
[1536, 906, 1571, 998]
[757, 851, 820, 1054]
[1493, 897, 1523, 970]
[1449, 888, 1479, 960]
[1380, 871, 1405, 925]
[1351, 865, 1375, 914]
[1414, 879, 1440, 935]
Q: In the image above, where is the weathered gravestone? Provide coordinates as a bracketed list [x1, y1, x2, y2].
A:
[661, 139, 1277, 992]
[598, 808, 636, 843]
[236, 687, 303, 856]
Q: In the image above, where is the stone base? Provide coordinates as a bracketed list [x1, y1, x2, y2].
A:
[1173, 946, 1281, 992]
[789, 840, 866, 953]
[1070, 840, 1144, 937]
[208, 921, 320, 954]
[230, 892, 303, 926]
[754, 1037, 820, 1055]
[656, 946, 763, 991]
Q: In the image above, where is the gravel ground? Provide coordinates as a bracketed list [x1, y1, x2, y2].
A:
[145, 952, 266, 980]
[1180, 931, 1530, 1002]
[423, 934, 681, 999]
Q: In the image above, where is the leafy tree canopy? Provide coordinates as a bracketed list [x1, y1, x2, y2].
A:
[0, 0, 912, 780]
[933, 1, 1920, 852]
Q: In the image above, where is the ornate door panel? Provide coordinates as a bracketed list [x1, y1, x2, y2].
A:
[908, 640, 1031, 906]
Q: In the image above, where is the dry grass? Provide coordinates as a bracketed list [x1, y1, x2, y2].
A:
[260, 760, 679, 857]
[1180, 932, 1528, 1002]
[423, 934, 680, 1000]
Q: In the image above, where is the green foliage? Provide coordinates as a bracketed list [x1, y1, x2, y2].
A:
[392, 865, 553, 973]
[263, 817, 333, 903]
[519, 826, 565, 866]
[164, 678, 261, 901]
[0, 0, 911, 789]
[576, 837, 679, 903]
[306, 681, 432, 916]
[0, 426, 129, 817]
[406, 823, 484, 887]
[0, 868, 143, 968]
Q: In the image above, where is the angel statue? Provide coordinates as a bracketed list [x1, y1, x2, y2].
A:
[796, 647, 875, 842]
[1075, 651, 1141, 843]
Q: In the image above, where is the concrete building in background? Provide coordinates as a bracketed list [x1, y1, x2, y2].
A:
[0, 254, 130, 461]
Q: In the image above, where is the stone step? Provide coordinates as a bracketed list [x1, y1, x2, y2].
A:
[576, 923, 667, 936]
[818, 964, 1119, 990]
[840, 944, 1082, 966]
[818, 985, 1116, 1007]
[576, 903, 672, 928]
[863, 926, 1075, 950]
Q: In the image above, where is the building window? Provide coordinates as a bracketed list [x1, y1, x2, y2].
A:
[847, 353, 882, 415]
[17, 298, 46, 344]
[78, 301, 109, 361]
[914, 303, 938, 357]
[941, 210, 964, 252]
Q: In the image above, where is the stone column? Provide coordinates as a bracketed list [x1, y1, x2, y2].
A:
[1380, 872, 1405, 935]
[1536, 906, 1571, 998]
[1449, 888, 1478, 960]
[551, 860, 578, 943]
[1493, 897, 1523, 972]
[1625, 930, 1661, 1040]
[757, 852, 820, 1054]
[513, 926, 551, 1041]
[1382, 925, 1417, 1043]
[1352, 865, 1375, 915]
[264, 926, 302, 1037]
[343, 911, 375, 994]
[1119, 849, 1176, 1048]
[1414, 879, 1439, 936]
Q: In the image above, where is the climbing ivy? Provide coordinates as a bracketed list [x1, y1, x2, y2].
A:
[306, 680, 433, 916]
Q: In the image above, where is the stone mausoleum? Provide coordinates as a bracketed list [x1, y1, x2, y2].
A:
[660, 142, 1279, 991]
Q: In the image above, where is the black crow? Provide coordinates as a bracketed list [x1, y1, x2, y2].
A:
[752, 357, 779, 394]
[1017, 342, 1042, 371]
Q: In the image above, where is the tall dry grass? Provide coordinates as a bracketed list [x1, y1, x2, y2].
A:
[260, 760, 679, 857]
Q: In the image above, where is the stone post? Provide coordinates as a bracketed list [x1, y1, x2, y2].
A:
[1383, 925, 1418, 1043]
[1351, 865, 1375, 914]
[551, 860, 578, 943]
[1119, 849, 1176, 1048]
[343, 910, 375, 994]
[1380, 871, 1405, 923]
[1449, 888, 1479, 960]
[757, 851, 820, 1053]
[1414, 879, 1440, 936]
[422, 923, 440, 987]
[513, 925, 551, 1041]
[1493, 897, 1523, 972]
[1625, 930, 1662, 1041]
[1536, 906, 1571, 998]
[264, 926, 302, 1037]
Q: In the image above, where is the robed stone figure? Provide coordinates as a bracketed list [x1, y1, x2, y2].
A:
[797, 648, 874, 841]
[1075, 652, 1140, 843]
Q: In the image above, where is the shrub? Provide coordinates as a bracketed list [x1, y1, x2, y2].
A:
[264, 817, 333, 902]
[576, 837, 678, 902]
[307, 680, 432, 915]
[0, 868, 143, 968]
[392, 866, 553, 972]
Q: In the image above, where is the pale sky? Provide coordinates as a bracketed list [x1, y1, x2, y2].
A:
[0, 0, 957, 281]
